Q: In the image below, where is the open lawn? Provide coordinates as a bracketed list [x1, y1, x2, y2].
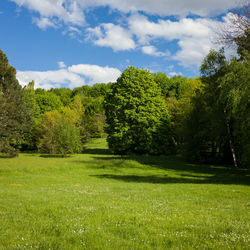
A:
[0, 138, 249, 249]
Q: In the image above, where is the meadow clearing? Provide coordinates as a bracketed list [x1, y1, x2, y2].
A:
[0, 138, 249, 249]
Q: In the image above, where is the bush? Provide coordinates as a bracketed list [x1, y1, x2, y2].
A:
[37, 111, 83, 156]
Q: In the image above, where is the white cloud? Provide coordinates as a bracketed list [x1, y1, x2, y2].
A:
[58, 61, 66, 68]
[68, 64, 121, 83]
[129, 14, 213, 42]
[141, 45, 170, 57]
[87, 23, 135, 51]
[75, 12, 235, 67]
[11, 0, 85, 27]
[17, 69, 85, 89]
[168, 71, 182, 77]
[81, 0, 238, 17]
[10, 0, 239, 34]
[173, 37, 212, 67]
[128, 14, 221, 67]
[69, 26, 81, 34]
[10, 0, 240, 32]
[10, 0, 241, 69]
[17, 64, 121, 89]
[33, 17, 57, 30]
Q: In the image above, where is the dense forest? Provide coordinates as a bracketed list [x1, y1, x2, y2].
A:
[0, 25, 249, 168]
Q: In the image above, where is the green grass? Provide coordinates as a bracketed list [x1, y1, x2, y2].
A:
[0, 138, 249, 249]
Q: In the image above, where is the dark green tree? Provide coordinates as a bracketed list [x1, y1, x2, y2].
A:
[184, 48, 249, 168]
[82, 95, 106, 138]
[104, 66, 175, 155]
[166, 78, 203, 147]
[219, 54, 250, 167]
[0, 50, 31, 156]
[183, 49, 232, 164]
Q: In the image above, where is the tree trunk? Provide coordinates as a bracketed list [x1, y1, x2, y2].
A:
[224, 110, 238, 168]
[211, 140, 216, 158]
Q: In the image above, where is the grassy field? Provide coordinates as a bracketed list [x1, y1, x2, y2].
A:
[0, 138, 249, 249]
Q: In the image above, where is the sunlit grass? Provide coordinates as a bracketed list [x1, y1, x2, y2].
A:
[0, 138, 249, 249]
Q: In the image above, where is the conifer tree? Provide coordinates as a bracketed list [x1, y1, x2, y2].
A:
[0, 50, 31, 156]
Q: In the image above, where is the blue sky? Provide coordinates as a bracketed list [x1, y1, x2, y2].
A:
[0, 0, 239, 89]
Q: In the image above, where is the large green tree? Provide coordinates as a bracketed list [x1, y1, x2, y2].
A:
[183, 49, 234, 164]
[0, 50, 31, 156]
[104, 66, 175, 155]
[219, 54, 250, 167]
[184, 48, 249, 168]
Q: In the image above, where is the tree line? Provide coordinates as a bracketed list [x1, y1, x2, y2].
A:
[0, 58, 109, 157]
[0, 22, 249, 167]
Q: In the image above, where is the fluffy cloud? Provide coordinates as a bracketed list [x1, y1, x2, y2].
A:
[86, 14, 218, 65]
[129, 14, 212, 42]
[168, 71, 182, 77]
[129, 14, 220, 67]
[173, 37, 212, 67]
[10, 0, 240, 69]
[17, 69, 85, 89]
[11, 0, 238, 23]
[141, 46, 170, 57]
[68, 64, 122, 83]
[17, 64, 121, 89]
[11, 0, 85, 26]
[58, 61, 66, 68]
[87, 23, 135, 51]
[32, 17, 57, 30]
[82, 0, 238, 17]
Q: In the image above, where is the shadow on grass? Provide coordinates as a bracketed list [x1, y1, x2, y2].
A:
[39, 154, 71, 158]
[83, 148, 112, 155]
[0, 155, 15, 159]
[91, 173, 250, 185]
[90, 155, 250, 186]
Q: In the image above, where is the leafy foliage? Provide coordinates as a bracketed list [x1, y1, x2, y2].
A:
[37, 110, 83, 156]
[166, 78, 204, 146]
[0, 50, 31, 156]
[72, 83, 112, 98]
[105, 66, 175, 155]
[35, 89, 63, 115]
[0, 47, 248, 167]
[49, 88, 72, 106]
[183, 48, 250, 167]
[21, 81, 41, 150]
[220, 54, 250, 167]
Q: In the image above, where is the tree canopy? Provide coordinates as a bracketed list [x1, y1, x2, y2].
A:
[0, 50, 31, 156]
[104, 66, 175, 155]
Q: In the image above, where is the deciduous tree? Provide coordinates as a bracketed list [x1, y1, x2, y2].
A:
[104, 66, 175, 155]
